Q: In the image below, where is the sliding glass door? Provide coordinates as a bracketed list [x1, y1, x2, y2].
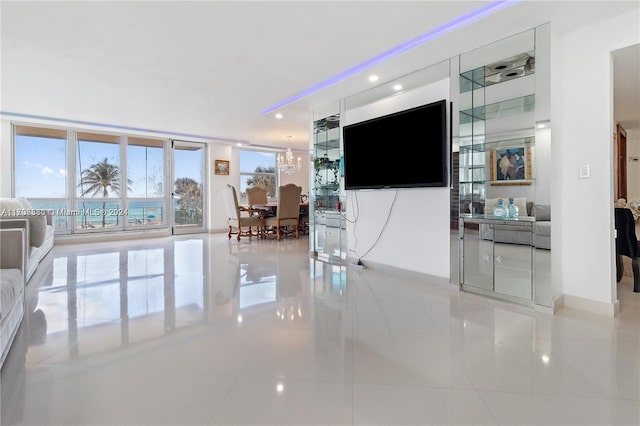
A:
[172, 141, 206, 234]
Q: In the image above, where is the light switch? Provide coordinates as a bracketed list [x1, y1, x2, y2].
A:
[579, 164, 591, 178]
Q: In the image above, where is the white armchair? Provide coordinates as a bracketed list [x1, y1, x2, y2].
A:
[0, 227, 27, 368]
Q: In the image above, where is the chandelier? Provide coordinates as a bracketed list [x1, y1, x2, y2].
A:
[277, 136, 301, 175]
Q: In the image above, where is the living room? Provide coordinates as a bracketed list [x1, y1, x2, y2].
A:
[1, 2, 639, 425]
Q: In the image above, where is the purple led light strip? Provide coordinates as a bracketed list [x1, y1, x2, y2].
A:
[261, 0, 520, 115]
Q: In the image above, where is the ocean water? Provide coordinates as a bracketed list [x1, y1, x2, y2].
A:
[28, 200, 165, 228]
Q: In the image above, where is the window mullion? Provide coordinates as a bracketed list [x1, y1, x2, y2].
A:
[121, 135, 127, 231]
[69, 130, 77, 232]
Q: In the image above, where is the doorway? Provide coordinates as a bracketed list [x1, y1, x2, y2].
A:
[612, 43, 640, 297]
[172, 141, 206, 234]
[616, 123, 627, 200]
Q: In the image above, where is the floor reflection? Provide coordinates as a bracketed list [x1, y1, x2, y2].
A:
[4, 234, 637, 426]
[22, 236, 335, 364]
[24, 237, 209, 361]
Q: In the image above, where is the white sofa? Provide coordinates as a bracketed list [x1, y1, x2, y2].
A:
[0, 197, 55, 282]
[479, 200, 551, 250]
[0, 227, 27, 369]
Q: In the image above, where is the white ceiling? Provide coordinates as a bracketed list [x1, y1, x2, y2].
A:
[1, 1, 638, 151]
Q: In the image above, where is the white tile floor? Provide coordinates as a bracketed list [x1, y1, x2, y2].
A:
[1, 233, 639, 425]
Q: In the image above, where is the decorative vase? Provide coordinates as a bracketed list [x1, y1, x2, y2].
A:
[507, 198, 519, 218]
[493, 198, 507, 218]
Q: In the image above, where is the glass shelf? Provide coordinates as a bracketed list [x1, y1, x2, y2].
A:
[460, 95, 535, 123]
[459, 136, 535, 152]
[315, 138, 340, 150]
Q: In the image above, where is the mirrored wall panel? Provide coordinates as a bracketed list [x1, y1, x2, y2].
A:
[456, 27, 551, 308]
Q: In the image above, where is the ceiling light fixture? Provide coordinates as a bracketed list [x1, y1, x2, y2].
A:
[275, 113, 283, 119]
[393, 84, 403, 91]
[261, 0, 520, 114]
[277, 136, 301, 175]
[368, 74, 379, 82]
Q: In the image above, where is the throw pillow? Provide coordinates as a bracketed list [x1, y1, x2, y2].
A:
[535, 204, 551, 221]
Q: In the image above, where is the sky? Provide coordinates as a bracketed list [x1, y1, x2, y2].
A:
[15, 136, 275, 202]
[16, 136, 203, 199]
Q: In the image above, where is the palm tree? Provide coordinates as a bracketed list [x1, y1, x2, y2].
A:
[246, 166, 276, 197]
[174, 177, 202, 224]
[78, 158, 131, 227]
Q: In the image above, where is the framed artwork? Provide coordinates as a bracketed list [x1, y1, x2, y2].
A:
[489, 146, 533, 185]
[214, 159, 230, 175]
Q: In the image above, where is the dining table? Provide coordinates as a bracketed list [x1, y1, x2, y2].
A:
[241, 202, 310, 236]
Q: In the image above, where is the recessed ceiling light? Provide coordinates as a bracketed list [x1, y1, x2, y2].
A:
[369, 75, 379, 82]
[275, 113, 283, 119]
[393, 84, 403, 91]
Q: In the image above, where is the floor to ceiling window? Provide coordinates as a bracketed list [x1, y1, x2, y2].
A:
[127, 137, 166, 228]
[13, 124, 170, 235]
[14, 125, 70, 231]
[76, 132, 124, 231]
[172, 141, 206, 233]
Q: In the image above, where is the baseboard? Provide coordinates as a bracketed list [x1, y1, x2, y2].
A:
[55, 229, 171, 245]
[559, 294, 620, 317]
[209, 228, 230, 234]
[535, 304, 554, 315]
[346, 256, 452, 288]
[552, 295, 564, 314]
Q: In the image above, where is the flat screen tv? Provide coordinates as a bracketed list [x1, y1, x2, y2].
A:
[343, 99, 447, 190]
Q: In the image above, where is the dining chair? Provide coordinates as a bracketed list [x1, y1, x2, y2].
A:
[265, 183, 302, 240]
[246, 186, 273, 233]
[246, 186, 268, 207]
[614, 207, 639, 292]
[222, 184, 262, 241]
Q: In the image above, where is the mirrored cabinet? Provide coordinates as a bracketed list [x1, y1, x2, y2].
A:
[456, 26, 552, 309]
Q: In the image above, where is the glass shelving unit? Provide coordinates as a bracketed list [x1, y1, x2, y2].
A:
[311, 113, 345, 263]
[458, 54, 536, 216]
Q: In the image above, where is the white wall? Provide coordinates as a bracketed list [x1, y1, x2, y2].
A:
[0, 120, 12, 197]
[209, 144, 235, 232]
[344, 79, 451, 278]
[553, 10, 640, 305]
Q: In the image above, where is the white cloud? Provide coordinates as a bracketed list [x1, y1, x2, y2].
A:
[58, 168, 67, 177]
[24, 160, 42, 168]
[41, 166, 54, 175]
